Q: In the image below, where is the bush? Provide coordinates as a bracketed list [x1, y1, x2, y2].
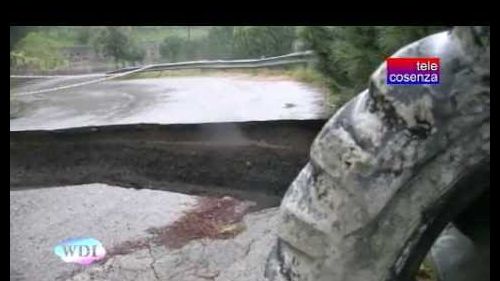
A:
[12, 32, 68, 71]
[300, 26, 449, 108]
[10, 26, 36, 50]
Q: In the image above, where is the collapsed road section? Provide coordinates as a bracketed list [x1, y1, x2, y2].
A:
[11, 119, 327, 209]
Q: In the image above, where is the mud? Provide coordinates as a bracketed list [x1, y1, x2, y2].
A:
[10, 119, 326, 209]
[148, 196, 253, 249]
[100, 196, 254, 265]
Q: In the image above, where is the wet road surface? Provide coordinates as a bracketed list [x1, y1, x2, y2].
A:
[10, 75, 328, 131]
[10, 74, 327, 280]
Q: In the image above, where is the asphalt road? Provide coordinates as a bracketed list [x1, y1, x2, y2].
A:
[9, 74, 327, 280]
[10, 184, 205, 281]
[10, 75, 328, 131]
[10, 75, 489, 280]
[11, 185, 488, 281]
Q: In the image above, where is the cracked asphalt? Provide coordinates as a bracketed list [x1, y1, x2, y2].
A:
[66, 207, 279, 281]
[10, 184, 200, 281]
[10, 74, 322, 280]
[10, 183, 278, 281]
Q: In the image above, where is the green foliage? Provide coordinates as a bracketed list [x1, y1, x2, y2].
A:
[39, 27, 79, 47]
[94, 27, 145, 66]
[159, 36, 188, 62]
[96, 27, 129, 65]
[159, 27, 235, 62]
[205, 26, 236, 59]
[375, 26, 449, 56]
[158, 27, 235, 62]
[12, 26, 303, 68]
[158, 26, 299, 62]
[284, 66, 328, 88]
[10, 26, 37, 50]
[233, 26, 296, 58]
[76, 27, 92, 44]
[300, 26, 449, 109]
[11, 32, 68, 70]
[130, 26, 210, 43]
[126, 45, 146, 64]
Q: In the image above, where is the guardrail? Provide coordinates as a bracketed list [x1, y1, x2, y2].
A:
[11, 51, 316, 96]
[106, 50, 316, 74]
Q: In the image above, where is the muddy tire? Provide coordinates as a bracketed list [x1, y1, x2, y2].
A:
[264, 26, 490, 281]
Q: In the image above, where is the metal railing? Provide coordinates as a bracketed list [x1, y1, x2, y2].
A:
[10, 51, 316, 96]
[106, 51, 315, 74]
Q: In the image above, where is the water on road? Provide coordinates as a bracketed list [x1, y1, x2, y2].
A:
[10, 75, 329, 131]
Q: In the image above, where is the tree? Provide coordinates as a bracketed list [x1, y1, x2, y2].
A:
[92, 27, 146, 67]
[10, 26, 36, 50]
[11, 31, 67, 71]
[205, 26, 235, 59]
[124, 41, 145, 65]
[300, 26, 449, 106]
[159, 36, 187, 62]
[233, 26, 296, 58]
[96, 27, 130, 67]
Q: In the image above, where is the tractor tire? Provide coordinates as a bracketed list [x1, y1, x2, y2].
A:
[264, 26, 490, 281]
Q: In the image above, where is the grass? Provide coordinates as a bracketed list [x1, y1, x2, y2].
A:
[12, 32, 71, 71]
[120, 65, 329, 87]
[116, 69, 210, 79]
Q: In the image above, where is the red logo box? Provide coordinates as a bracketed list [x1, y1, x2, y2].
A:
[386, 57, 440, 85]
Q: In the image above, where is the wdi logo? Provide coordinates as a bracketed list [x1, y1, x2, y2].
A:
[386, 57, 440, 85]
[53, 237, 106, 265]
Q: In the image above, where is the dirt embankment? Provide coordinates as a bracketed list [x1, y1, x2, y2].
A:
[10, 119, 326, 208]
